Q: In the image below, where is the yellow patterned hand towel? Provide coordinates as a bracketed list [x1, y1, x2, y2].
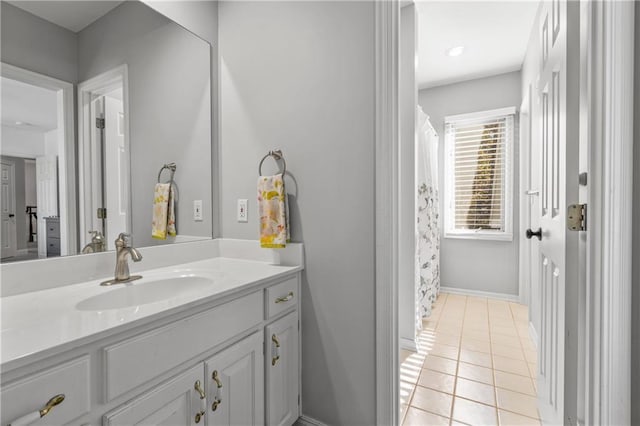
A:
[258, 175, 290, 248]
[152, 183, 176, 239]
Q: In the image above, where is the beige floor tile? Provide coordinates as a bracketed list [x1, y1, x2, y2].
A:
[429, 343, 460, 360]
[493, 355, 531, 377]
[424, 354, 458, 375]
[403, 407, 450, 426]
[452, 397, 498, 425]
[455, 377, 496, 406]
[457, 362, 494, 385]
[524, 350, 537, 364]
[491, 325, 519, 337]
[495, 388, 539, 419]
[498, 410, 541, 425]
[417, 368, 456, 394]
[492, 333, 524, 349]
[492, 343, 525, 360]
[400, 361, 422, 384]
[434, 333, 461, 347]
[462, 329, 491, 341]
[527, 363, 537, 378]
[411, 386, 453, 418]
[460, 349, 493, 368]
[437, 323, 463, 335]
[400, 349, 413, 364]
[494, 370, 536, 396]
[461, 337, 492, 354]
[400, 380, 416, 406]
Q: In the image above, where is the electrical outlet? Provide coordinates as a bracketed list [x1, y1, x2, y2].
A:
[237, 199, 248, 222]
[193, 200, 203, 221]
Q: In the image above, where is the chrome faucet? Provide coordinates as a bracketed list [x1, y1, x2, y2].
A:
[82, 230, 106, 254]
[100, 233, 143, 286]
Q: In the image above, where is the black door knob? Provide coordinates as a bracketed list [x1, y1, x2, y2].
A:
[8, 214, 15, 218]
[526, 228, 542, 241]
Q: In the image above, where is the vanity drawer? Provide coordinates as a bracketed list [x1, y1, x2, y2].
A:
[265, 276, 298, 319]
[1, 356, 91, 426]
[103, 290, 262, 402]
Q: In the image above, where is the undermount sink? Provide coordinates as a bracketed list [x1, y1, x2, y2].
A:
[76, 275, 214, 311]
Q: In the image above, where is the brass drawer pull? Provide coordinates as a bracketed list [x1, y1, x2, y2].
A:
[211, 370, 222, 412]
[195, 410, 205, 423]
[40, 394, 65, 417]
[8, 394, 65, 426]
[194, 380, 206, 399]
[272, 334, 281, 366]
[275, 292, 294, 304]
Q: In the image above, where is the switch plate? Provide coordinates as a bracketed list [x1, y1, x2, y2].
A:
[193, 200, 203, 221]
[237, 199, 248, 222]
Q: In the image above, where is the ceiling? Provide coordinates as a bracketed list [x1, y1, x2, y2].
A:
[1, 77, 58, 132]
[416, 1, 539, 89]
[6, 1, 124, 33]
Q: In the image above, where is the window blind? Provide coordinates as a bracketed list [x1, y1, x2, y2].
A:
[445, 111, 514, 235]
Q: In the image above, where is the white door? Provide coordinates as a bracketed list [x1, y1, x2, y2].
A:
[265, 312, 299, 426]
[35, 156, 58, 258]
[104, 91, 128, 248]
[205, 332, 264, 426]
[535, 1, 579, 424]
[1, 160, 17, 259]
[103, 364, 204, 426]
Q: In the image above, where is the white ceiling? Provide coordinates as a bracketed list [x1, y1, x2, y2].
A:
[416, 1, 539, 89]
[6, 1, 124, 33]
[1, 77, 58, 132]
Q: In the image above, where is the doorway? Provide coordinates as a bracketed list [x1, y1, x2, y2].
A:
[0, 66, 75, 262]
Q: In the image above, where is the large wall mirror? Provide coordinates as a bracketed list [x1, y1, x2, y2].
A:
[0, 0, 212, 263]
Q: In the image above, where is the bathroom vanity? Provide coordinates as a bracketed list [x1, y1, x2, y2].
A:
[0, 240, 303, 426]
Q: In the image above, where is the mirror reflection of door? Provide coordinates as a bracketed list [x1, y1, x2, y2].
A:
[0, 74, 63, 262]
[1, 159, 17, 258]
[80, 68, 129, 252]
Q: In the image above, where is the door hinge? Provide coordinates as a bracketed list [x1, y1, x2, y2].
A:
[298, 320, 300, 331]
[298, 394, 300, 406]
[97, 207, 107, 219]
[96, 118, 105, 129]
[567, 204, 586, 231]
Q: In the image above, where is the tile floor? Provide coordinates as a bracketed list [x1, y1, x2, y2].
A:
[400, 293, 539, 426]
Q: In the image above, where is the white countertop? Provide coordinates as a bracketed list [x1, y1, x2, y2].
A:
[1, 256, 302, 370]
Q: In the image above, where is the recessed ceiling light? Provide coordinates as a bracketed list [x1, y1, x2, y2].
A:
[446, 46, 465, 57]
[15, 121, 23, 125]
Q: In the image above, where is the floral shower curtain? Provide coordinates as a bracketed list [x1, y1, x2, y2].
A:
[416, 107, 440, 321]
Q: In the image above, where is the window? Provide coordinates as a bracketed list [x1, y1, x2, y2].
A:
[444, 107, 515, 241]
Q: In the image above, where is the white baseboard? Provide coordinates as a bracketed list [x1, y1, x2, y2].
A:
[295, 415, 328, 426]
[440, 286, 520, 302]
[528, 321, 538, 349]
[400, 337, 417, 352]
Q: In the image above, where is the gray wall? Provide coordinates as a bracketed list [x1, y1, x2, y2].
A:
[632, 4, 639, 424]
[77, 1, 212, 246]
[418, 71, 522, 296]
[219, 2, 375, 424]
[1, 156, 27, 250]
[0, 2, 78, 83]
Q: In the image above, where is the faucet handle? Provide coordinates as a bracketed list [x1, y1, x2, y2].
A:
[115, 232, 131, 247]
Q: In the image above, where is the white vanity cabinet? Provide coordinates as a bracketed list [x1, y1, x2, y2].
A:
[205, 331, 264, 426]
[265, 312, 299, 426]
[0, 271, 301, 426]
[103, 364, 205, 426]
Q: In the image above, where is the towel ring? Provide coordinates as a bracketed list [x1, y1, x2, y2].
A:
[258, 150, 286, 176]
[158, 163, 177, 183]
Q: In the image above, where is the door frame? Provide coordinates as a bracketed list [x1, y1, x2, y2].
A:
[518, 87, 533, 309]
[0, 159, 17, 258]
[0, 62, 77, 256]
[578, 1, 634, 424]
[374, 0, 635, 424]
[77, 65, 131, 249]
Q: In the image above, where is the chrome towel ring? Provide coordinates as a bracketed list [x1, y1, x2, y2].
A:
[258, 150, 286, 176]
[158, 163, 177, 183]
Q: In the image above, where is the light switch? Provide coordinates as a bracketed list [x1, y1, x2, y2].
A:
[193, 200, 203, 221]
[237, 199, 248, 222]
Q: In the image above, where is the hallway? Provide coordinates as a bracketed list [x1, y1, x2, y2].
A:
[400, 294, 539, 425]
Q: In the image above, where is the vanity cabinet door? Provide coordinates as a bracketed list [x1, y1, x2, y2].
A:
[103, 364, 206, 426]
[265, 312, 299, 426]
[204, 332, 264, 426]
